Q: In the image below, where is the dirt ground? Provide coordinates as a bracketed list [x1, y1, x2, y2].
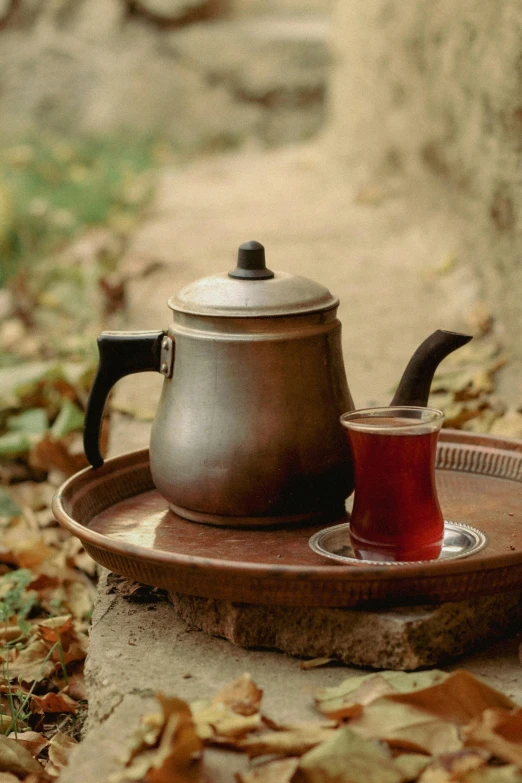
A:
[110, 142, 482, 454]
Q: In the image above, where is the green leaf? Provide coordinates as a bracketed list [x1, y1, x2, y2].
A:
[0, 431, 30, 457]
[6, 407, 48, 436]
[0, 488, 22, 519]
[51, 398, 84, 437]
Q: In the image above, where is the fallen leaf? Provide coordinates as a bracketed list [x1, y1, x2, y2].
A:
[0, 488, 22, 520]
[459, 766, 522, 782]
[490, 410, 522, 439]
[115, 694, 204, 783]
[300, 658, 333, 671]
[387, 670, 516, 725]
[46, 732, 78, 777]
[50, 399, 84, 438]
[237, 757, 300, 783]
[7, 408, 48, 437]
[31, 692, 78, 714]
[37, 615, 73, 643]
[8, 639, 55, 683]
[463, 708, 522, 767]
[0, 734, 44, 777]
[212, 674, 263, 716]
[417, 749, 490, 782]
[14, 731, 49, 758]
[394, 753, 431, 779]
[192, 702, 261, 742]
[300, 725, 403, 783]
[28, 433, 87, 476]
[239, 726, 339, 758]
[348, 698, 462, 755]
[314, 670, 448, 720]
[61, 673, 88, 702]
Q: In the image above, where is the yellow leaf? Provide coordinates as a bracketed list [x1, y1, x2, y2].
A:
[394, 753, 431, 779]
[192, 702, 261, 742]
[237, 757, 300, 783]
[240, 726, 339, 758]
[417, 749, 489, 782]
[459, 766, 522, 782]
[300, 725, 403, 783]
[348, 699, 462, 755]
[314, 670, 448, 720]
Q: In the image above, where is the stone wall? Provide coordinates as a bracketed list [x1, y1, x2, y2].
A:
[327, 1, 522, 368]
[0, 0, 331, 147]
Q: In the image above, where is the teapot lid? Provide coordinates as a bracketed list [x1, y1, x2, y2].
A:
[169, 241, 338, 317]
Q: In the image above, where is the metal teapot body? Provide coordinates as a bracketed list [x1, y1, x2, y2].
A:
[83, 241, 470, 527]
[149, 307, 353, 525]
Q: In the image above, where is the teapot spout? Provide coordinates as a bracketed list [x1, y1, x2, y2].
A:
[391, 330, 472, 407]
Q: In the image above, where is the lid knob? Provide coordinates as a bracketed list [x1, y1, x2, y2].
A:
[228, 240, 275, 280]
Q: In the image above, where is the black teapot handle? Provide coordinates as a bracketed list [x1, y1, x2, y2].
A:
[83, 330, 173, 468]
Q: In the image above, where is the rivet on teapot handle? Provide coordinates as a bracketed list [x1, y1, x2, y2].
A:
[83, 330, 174, 468]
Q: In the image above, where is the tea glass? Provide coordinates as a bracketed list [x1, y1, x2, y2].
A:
[340, 406, 445, 562]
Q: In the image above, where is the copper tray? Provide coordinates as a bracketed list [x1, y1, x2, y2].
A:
[52, 430, 522, 607]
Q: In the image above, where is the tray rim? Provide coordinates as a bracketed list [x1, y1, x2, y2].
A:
[52, 428, 522, 585]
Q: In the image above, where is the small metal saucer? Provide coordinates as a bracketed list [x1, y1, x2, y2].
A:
[309, 521, 488, 566]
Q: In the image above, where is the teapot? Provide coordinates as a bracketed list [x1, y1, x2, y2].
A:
[84, 241, 471, 527]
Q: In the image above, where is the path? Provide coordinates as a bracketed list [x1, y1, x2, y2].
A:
[60, 144, 521, 783]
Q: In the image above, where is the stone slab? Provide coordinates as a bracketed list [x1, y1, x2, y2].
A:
[169, 590, 522, 671]
[59, 569, 522, 783]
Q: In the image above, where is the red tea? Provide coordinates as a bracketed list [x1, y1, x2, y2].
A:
[345, 416, 444, 561]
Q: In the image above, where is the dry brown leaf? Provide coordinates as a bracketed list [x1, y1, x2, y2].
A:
[0, 627, 25, 644]
[61, 673, 88, 702]
[237, 757, 300, 783]
[459, 766, 522, 782]
[463, 708, 522, 767]
[31, 692, 78, 714]
[348, 698, 462, 756]
[388, 670, 516, 725]
[417, 749, 490, 782]
[299, 725, 403, 783]
[300, 658, 333, 671]
[193, 702, 261, 742]
[8, 639, 55, 683]
[37, 615, 73, 643]
[28, 433, 87, 477]
[239, 726, 339, 758]
[212, 674, 263, 717]
[0, 734, 45, 777]
[314, 670, 447, 720]
[394, 753, 431, 779]
[46, 732, 78, 777]
[36, 616, 88, 667]
[114, 694, 204, 783]
[14, 731, 49, 758]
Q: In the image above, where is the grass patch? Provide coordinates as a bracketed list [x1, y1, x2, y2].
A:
[0, 134, 174, 285]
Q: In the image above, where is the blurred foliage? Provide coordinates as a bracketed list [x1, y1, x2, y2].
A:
[0, 134, 167, 478]
[0, 134, 175, 286]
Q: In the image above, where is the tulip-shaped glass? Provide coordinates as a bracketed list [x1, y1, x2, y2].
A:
[340, 406, 445, 562]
